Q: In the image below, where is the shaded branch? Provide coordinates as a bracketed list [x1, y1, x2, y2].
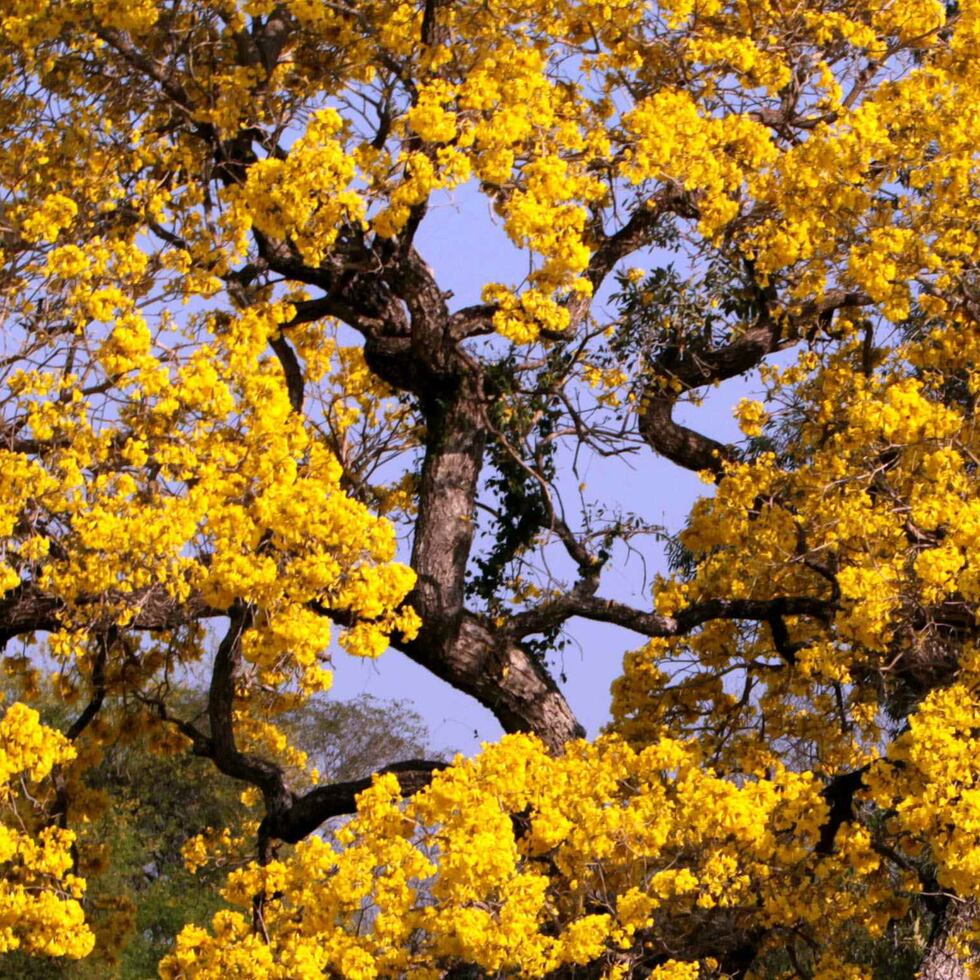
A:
[0, 583, 221, 648]
[261, 759, 449, 844]
[270, 332, 304, 413]
[816, 766, 868, 855]
[65, 630, 110, 741]
[49, 632, 111, 838]
[205, 606, 294, 818]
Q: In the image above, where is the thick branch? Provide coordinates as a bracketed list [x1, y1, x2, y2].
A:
[65, 631, 109, 741]
[206, 607, 293, 817]
[409, 374, 485, 626]
[269, 333, 304, 413]
[261, 759, 449, 844]
[816, 766, 868, 855]
[50, 633, 110, 836]
[587, 186, 699, 292]
[638, 290, 869, 475]
[449, 303, 497, 340]
[396, 613, 585, 750]
[0, 583, 220, 647]
[638, 394, 732, 477]
[509, 592, 835, 644]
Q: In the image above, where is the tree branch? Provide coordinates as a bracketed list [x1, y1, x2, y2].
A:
[509, 592, 835, 644]
[261, 759, 449, 844]
[638, 290, 869, 475]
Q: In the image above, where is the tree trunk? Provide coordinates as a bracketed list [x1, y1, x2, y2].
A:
[918, 900, 974, 980]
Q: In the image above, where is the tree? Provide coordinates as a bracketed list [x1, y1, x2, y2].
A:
[1, 0, 980, 976]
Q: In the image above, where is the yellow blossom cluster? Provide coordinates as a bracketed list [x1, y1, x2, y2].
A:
[0, 702, 93, 960]
[0, 296, 419, 692]
[231, 109, 366, 267]
[865, 663, 980, 899]
[2, 0, 975, 351]
[612, 316, 980, 960]
[161, 729, 916, 977]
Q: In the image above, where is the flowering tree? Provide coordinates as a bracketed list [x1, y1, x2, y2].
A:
[2, 0, 980, 976]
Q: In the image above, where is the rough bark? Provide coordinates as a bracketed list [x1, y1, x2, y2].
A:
[918, 900, 975, 980]
[398, 614, 585, 749]
[409, 374, 486, 630]
[390, 365, 585, 750]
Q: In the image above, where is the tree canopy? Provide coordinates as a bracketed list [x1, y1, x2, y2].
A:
[1, 0, 980, 975]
